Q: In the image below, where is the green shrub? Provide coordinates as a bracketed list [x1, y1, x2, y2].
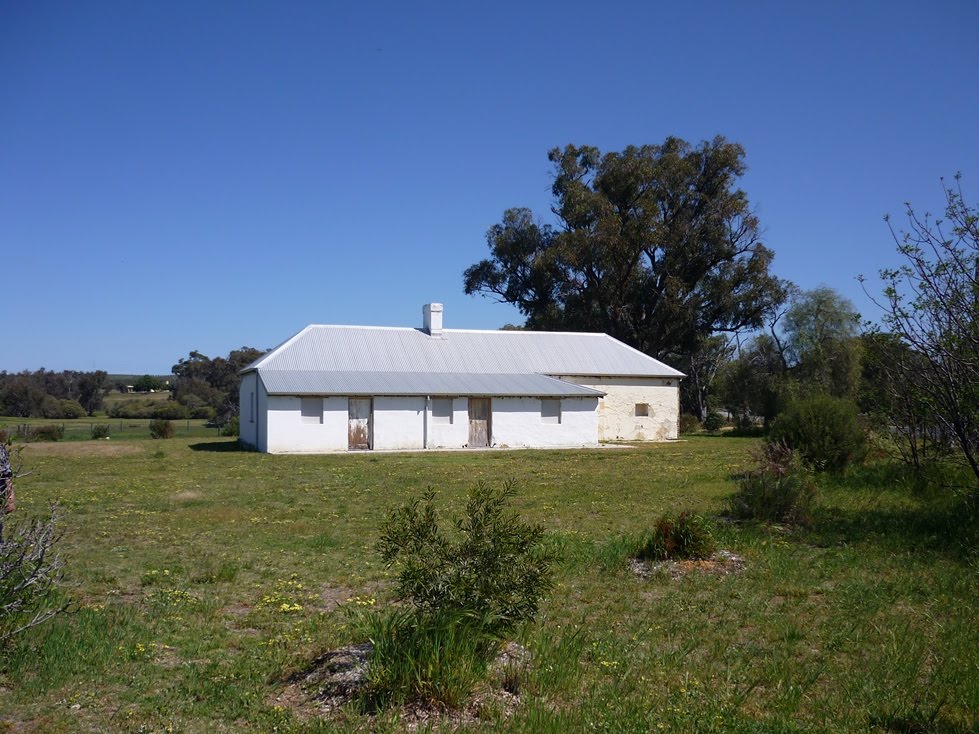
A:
[40, 396, 63, 419]
[59, 400, 86, 419]
[678, 413, 701, 435]
[354, 607, 498, 711]
[634, 511, 716, 561]
[220, 416, 239, 437]
[351, 480, 553, 712]
[151, 401, 189, 420]
[703, 411, 725, 433]
[90, 424, 111, 440]
[770, 394, 866, 472]
[191, 405, 216, 420]
[377, 479, 554, 638]
[108, 399, 155, 419]
[148, 419, 174, 439]
[727, 442, 817, 525]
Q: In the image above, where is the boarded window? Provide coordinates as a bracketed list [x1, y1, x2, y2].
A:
[301, 397, 322, 424]
[541, 399, 561, 424]
[635, 403, 650, 417]
[432, 398, 453, 424]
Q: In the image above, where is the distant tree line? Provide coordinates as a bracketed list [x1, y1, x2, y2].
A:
[2, 347, 266, 423]
[0, 370, 107, 418]
[106, 348, 264, 423]
[169, 348, 264, 423]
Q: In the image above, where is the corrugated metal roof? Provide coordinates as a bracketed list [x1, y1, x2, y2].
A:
[259, 370, 604, 397]
[246, 325, 685, 379]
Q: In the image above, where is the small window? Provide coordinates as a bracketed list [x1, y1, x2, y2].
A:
[432, 398, 453, 424]
[301, 397, 323, 424]
[249, 392, 255, 423]
[635, 403, 649, 417]
[541, 399, 561, 424]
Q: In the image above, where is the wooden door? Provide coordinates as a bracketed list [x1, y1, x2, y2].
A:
[348, 398, 372, 450]
[468, 398, 491, 447]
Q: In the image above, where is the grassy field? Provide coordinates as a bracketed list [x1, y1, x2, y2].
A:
[1, 437, 976, 732]
[0, 416, 222, 442]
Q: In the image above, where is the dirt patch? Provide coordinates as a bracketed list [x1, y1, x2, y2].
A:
[171, 490, 202, 503]
[318, 582, 390, 612]
[631, 550, 745, 580]
[20, 442, 144, 458]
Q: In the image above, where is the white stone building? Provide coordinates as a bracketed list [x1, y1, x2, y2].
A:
[239, 303, 683, 454]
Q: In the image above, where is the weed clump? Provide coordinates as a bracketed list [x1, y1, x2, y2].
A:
[728, 441, 817, 525]
[634, 512, 716, 561]
[148, 419, 174, 439]
[90, 424, 111, 440]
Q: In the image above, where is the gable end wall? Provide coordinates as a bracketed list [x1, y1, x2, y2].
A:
[556, 376, 679, 441]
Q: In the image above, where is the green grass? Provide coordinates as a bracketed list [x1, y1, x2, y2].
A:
[0, 436, 977, 732]
[0, 415, 222, 441]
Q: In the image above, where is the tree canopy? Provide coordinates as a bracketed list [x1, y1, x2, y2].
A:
[866, 176, 979, 484]
[171, 347, 264, 422]
[464, 137, 788, 364]
[0, 369, 106, 418]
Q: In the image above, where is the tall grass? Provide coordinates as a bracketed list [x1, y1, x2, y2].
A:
[354, 607, 500, 711]
[0, 436, 976, 732]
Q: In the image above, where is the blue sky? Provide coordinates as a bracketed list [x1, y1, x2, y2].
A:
[2, 1, 977, 374]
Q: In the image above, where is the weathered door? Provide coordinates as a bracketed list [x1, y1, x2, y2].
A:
[468, 398, 491, 447]
[348, 398, 372, 450]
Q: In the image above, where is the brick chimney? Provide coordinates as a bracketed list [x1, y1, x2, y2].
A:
[422, 303, 443, 337]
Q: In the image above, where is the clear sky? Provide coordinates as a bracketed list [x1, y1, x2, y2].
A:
[2, 1, 977, 374]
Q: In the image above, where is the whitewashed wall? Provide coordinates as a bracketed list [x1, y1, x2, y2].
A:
[373, 397, 426, 450]
[264, 395, 347, 453]
[427, 397, 469, 448]
[492, 397, 599, 448]
[558, 376, 679, 441]
[254, 392, 605, 453]
[238, 372, 258, 449]
[257, 379, 269, 452]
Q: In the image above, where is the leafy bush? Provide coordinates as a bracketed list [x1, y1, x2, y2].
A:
[39, 396, 63, 419]
[15, 424, 64, 442]
[59, 400, 86, 419]
[678, 413, 701, 435]
[148, 419, 174, 439]
[770, 394, 866, 472]
[151, 401, 189, 420]
[634, 512, 716, 561]
[90, 424, 111, 440]
[190, 405, 216, 420]
[377, 479, 554, 638]
[703, 411, 725, 433]
[108, 399, 156, 419]
[727, 442, 817, 525]
[354, 607, 498, 711]
[221, 416, 239, 437]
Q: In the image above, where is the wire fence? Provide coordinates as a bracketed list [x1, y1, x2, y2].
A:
[0, 419, 224, 442]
